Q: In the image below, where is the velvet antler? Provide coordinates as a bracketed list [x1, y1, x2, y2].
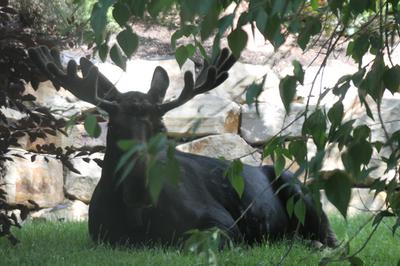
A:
[156, 48, 236, 114]
[28, 46, 121, 107]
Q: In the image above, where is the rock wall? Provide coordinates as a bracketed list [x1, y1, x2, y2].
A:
[2, 52, 393, 221]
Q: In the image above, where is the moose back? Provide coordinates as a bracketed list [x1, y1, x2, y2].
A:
[29, 46, 337, 247]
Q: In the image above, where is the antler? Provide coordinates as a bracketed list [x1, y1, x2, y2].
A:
[157, 48, 236, 114]
[28, 46, 121, 108]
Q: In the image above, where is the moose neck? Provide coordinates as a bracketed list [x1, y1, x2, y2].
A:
[101, 125, 153, 206]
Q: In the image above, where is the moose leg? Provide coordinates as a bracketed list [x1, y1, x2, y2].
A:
[262, 166, 338, 247]
[197, 207, 243, 246]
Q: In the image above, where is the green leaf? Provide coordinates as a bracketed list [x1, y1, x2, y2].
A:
[110, 44, 127, 71]
[383, 65, 400, 94]
[324, 170, 351, 218]
[271, 0, 286, 15]
[90, 3, 108, 45]
[165, 142, 181, 185]
[292, 60, 304, 85]
[372, 210, 394, 227]
[147, 133, 168, 154]
[308, 150, 325, 176]
[274, 153, 286, 177]
[348, 256, 364, 266]
[329, 119, 355, 149]
[263, 136, 283, 158]
[175, 45, 189, 69]
[255, 10, 268, 33]
[310, 0, 319, 10]
[180, 0, 215, 21]
[353, 125, 371, 141]
[347, 34, 370, 63]
[369, 34, 383, 54]
[112, 2, 130, 27]
[171, 25, 198, 49]
[264, 15, 284, 48]
[127, 0, 146, 17]
[224, 159, 245, 198]
[359, 55, 385, 102]
[147, 162, 165, 203]
[228, 28, 248, 59]
[195, 40, 209, 63]
[328, 101, 344, 127]
[98, 43, 109, 62]
[288, 140, 307, 164]
[218, 14, 234, 35]
[84, 114, 101, 138]
[115, 143, 143, 173]
[115, 157, 137, 188]
[389, 192, 400, 216]
[186, 44, 196, 57]
[117, 139, 138, 151]
[200, 3, 219, 41]
[342, 140, 373, 177]
[148, 0, 174, 17]
[393, 217, 400, 235]
[279, 75, 297, 113]
[117, 28, 139, 58]
[328, 0, 345, 11]
[246, 81, 263, 106]
[175, 44, 195, 69]
[352, 68, 366, 87]
[294, 198, 306, 225]
[302, 109, 327, 150]
[349, 0, 369, 14]
[286, 196, 294, 218]
[298, 16, 321, 50]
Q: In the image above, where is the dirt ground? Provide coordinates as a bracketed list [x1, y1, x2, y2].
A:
[130, 19, 350, 71]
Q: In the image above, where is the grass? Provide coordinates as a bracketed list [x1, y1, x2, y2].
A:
[0, 215, 399, 266]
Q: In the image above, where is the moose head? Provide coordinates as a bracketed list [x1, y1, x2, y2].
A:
[28, 46, 337, 248]
[28, 47, 235, 142]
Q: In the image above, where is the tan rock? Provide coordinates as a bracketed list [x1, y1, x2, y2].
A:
[321, 189, 386, 217]
[164, 94, 240, 137]
[97, 57, 194, 101]
[177, 133, 261, 166]
[241, 102, 311, 144]
[64, 153, 103, 203]
[1, 148, 64, 208]
[30, 200, 89, 222]
[20, 122, 108, 151]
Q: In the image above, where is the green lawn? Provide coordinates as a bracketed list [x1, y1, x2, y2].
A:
[0, 215, 399, 266]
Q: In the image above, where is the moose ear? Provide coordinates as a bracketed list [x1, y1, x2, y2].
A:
[147, 66, 169, 104]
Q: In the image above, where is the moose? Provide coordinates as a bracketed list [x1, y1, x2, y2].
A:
[28, 46, 337, 248]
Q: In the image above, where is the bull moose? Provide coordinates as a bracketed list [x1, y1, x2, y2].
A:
[28, 46, 337, 248]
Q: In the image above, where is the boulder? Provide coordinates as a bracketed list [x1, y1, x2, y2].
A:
[211, 62, 278, 104]
[294, 59, 358, 107]
[177, 133, 261, 166]
[347, 93, 400, 142]
[0, 148, 64, 208]
[25, 81, 94, 117]
[64, 153, 104, 203]
[240, 102, 311, 145]
[0, 107, 27, 120]
[321, 189, 386, 217]
[97, 57, 194, 100]
[30, 200, 89, 222]
[20, 122, 108, 151]
[164, 94, 240, 137]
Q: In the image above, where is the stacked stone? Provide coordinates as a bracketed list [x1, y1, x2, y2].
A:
[2, 53, 394, 221]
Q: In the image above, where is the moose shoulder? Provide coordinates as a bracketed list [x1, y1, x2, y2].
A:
[28, 46, 337, 247]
